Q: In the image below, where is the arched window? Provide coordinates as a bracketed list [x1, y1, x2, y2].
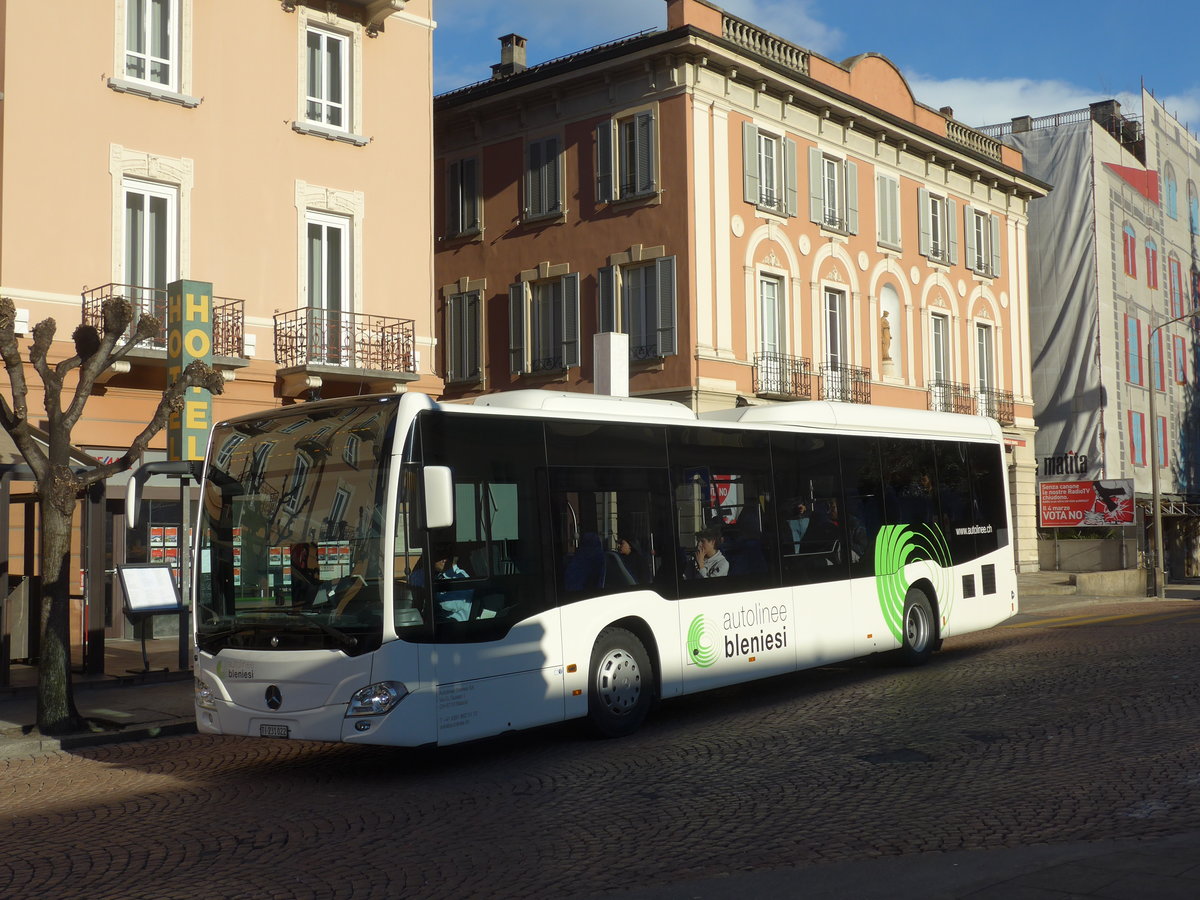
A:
[1164, 163, 1178, 219]
[1122, 224, 1137, 277]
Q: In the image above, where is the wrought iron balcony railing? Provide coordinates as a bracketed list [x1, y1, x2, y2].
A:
[977, 387, 1015, 425]
[273, 307, 415, 374]
[818, 363, 871, 404]
[82, 284, 246, 359]
[927, 379, 976, 415]
[212, 296, 245, 359]
[82, 283, 168, 350]
[753, 352, 811, 400]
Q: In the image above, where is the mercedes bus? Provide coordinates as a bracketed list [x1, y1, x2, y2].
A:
[186, 390, 1017, 745]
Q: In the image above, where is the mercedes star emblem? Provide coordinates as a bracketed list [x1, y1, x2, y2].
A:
[265, 685, 283, 710]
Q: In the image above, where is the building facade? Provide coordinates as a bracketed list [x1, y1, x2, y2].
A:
[434, 0, 1047, 570]
[0, 0, 438, 669]
[988, 92, 1200, 575]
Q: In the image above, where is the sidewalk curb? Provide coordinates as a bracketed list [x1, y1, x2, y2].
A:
[1, 719, 197, 760]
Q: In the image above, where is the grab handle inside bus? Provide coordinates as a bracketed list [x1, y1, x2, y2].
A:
[423, 466, 455, 530]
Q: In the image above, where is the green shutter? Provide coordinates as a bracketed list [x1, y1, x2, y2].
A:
[946, 198, 958, 265]
[508, 283, 526, 374]
[808, 146, 823, 224]
[598, 265, 617, 332]
[990, 214, 1002, 277]
[743, 122, 759, 204]
[596, 121, 613, 203]
[784, 138, 798, 217]
[963, 204, 977, 270]
[918, 188, 931, 257]
[845, 160, 858, 234]
[655, 256, 677, 357]
[561, 273, 580, 368]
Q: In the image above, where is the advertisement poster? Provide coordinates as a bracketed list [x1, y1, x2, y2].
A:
[1039, 480, 1134, 527]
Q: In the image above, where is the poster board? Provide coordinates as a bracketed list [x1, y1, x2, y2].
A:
[118, 563, 183, 617]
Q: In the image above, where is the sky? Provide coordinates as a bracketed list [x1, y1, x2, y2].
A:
[432, 0, 1200, 131]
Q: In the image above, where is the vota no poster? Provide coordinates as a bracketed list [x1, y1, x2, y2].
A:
[1039, 480, 1134, 527]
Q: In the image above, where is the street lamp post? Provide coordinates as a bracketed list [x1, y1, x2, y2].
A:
[1147, 311, 1194, 599]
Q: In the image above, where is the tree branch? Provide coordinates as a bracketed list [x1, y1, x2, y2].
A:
[29, 318, 63, 419]
[78, 361, 226, 489]
[0, 298, 48, 480]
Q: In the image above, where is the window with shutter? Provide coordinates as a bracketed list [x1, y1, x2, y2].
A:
[447, 291, 481, 383]
[743, 124, 796, 216]
[807, 149, 856, 233]
[598, 256, 678, 360]
[599, 110, 657, 202]
[447, 158, 480, 237]
[920, 191, 956, 265]
[525, 137, 562, 220]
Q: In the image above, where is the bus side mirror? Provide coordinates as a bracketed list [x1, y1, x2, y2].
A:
[125, 461, 200, 528]
[423, 466, 454, 530]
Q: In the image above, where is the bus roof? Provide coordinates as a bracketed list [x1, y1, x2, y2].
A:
[700, 401, 1004, 440]
[471, 390, 696, 420]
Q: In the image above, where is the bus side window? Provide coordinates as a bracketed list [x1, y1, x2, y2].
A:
[669, 425, 776, 595]
[772, 432, 847, 585]
[839, 436, 883, 577]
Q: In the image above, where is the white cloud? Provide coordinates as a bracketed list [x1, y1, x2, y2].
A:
[903, 73, 1200, 135]
[713, 0, 844, 56]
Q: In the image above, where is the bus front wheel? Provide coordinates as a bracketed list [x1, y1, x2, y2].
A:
[897, 589, 936, 666]
[588, 627, 653, 738]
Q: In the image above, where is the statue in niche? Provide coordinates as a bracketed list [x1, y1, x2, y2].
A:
[880, 311, 893, 361]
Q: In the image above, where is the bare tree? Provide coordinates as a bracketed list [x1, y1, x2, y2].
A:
[0, 295, 225, 735]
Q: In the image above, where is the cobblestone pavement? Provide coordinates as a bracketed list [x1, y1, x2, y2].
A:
[2, 598, 1199, 899]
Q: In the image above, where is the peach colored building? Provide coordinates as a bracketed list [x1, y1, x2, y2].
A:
[0, 0, 437, 672]
[433, 0, 1048, 571]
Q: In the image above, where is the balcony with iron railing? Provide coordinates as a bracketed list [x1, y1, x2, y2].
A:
[273, 307, 417, 398]
[927, 379, 976, 416]
[818, 363, 871, 404]
[81, 283, 247, 365]
[976, 387, 1015, 425]
[753, 352, 811, 400]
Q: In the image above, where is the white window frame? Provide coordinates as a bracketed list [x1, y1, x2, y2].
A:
[758, 133, 780, 210]
[597, 256, 678, 360]
[976, 322, 995, 395]
[823, 288, 847, 368]
[759, 273, 785, 357]
[293, 8, 366, 146]
[919, 189, 957, 265]
[122, 176, 179, 348]
[928, 311, 952, 411]
[808, 149, 858, 233]
[597, 108, 658, 203]
[305, 26, 349, 131]
[306, 210, 351, 315]
[110, 0, 198, 106]
[742, 123, 797, 216]
[124, 0, 178, 90]
[964, 206, 1002, 278]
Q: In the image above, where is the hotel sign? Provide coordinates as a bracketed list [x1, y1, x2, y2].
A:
[166, 279, 213, 461]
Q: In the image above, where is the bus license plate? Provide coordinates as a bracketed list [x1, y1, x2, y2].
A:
[259, 724, 290, 738]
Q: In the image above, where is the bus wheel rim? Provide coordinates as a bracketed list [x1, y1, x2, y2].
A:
[597, 649, 641, 715]
[906, 602, 930, 651]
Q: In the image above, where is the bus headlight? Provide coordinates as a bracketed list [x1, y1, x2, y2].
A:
[346, 681, 408, 717]
[195, 678, 217, 710]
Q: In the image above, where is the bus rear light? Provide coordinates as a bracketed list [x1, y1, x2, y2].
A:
[346, 681, 408, 717]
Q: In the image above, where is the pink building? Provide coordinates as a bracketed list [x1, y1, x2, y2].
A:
[434, 0, 1047, 570]
[0, 0, 437, 672]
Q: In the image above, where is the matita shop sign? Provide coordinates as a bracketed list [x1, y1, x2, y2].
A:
[1039, 480, 1134, 527]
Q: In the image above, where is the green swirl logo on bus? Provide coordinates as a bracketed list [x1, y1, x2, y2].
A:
[874, 524, 954, 643]
[686, 615, 718, 668]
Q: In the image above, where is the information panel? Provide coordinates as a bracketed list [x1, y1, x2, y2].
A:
[118, 563, 183, 616]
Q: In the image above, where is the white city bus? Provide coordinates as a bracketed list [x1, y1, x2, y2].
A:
[189, 390, 1017, 745]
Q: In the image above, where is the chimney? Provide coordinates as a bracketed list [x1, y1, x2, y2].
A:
[490, 33, 527, 80]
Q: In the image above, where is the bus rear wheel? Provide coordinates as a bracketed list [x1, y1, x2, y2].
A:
[897, 589, 936, 666]
[588, 627, 653, 738]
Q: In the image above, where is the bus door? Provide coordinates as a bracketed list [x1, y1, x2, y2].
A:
[418, 413, 565, 744]
[772, 432, 856, 668]
[672, 427, 793, 692]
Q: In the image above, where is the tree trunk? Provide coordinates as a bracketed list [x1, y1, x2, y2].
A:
[36, 498, 82, 735]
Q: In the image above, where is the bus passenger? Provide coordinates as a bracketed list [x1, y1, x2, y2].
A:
[290, 542, 323, 607]
[692, 527, 729, 578]
[616, 535, 651, 584]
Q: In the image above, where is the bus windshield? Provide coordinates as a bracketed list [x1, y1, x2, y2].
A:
[195, 399, 398, 656]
